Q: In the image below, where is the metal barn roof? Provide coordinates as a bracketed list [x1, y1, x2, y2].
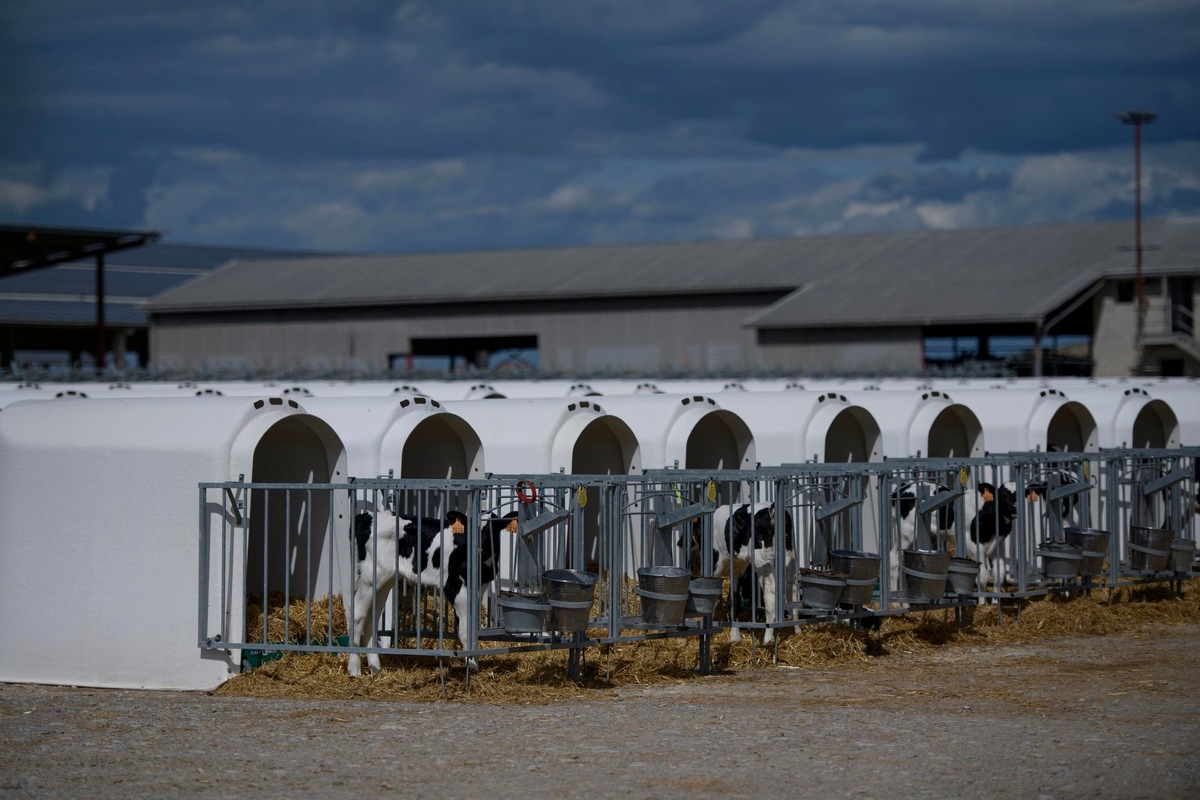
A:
[145, 238, 807, 312]
[748, 219, 1200, 328]
[0, 242, 321, 327]
[143, 220, 1200, 328]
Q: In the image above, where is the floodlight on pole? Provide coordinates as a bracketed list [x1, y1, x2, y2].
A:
[1115, 110, 1156, 309]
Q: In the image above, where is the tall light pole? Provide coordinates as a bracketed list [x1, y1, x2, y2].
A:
[1116, 110, 1156, 310]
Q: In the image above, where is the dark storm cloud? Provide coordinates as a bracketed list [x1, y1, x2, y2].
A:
[1, 1, 1197, 248]
[423, 1, 1200, 157]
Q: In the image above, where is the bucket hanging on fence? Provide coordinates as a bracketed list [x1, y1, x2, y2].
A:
[829, 550, 879, 606]
[497, 591, 550, 634]
[636, 566, 690, 626]
[542, 569, 598, 632]
[946, 557, 981, 595]
[799, 569, 847, 610]
[902, 549, 949, 603]
[1129, 527, 1173, 572]
[1064, 527, 1111, 577]
[1036, 541, 1083, 580]
[1170, 538, 1196, 574]
[685, 576, 723, 617]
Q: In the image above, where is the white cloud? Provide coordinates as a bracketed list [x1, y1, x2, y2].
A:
[280, 202, 374, 250]
[0, 162, 110, 215]
[545, 184, 594, 211]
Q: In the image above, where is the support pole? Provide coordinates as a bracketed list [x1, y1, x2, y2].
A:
[1116, 110, 1157, 351]
[95, 252, 106, 375]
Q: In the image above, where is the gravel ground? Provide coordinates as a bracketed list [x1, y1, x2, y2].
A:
[2, 625, 1198, 800]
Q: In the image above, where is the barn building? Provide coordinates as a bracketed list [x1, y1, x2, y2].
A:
[143, 219, 1200, 379]
[0, 223, 316, 372]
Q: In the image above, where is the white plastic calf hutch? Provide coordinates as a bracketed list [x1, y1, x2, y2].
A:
[1131, 383, 1200, 445]
[943, 387, 1099, 454]
[0, 384, 51, 409]
[441, 397, 641, 576]
[840, 389, 985, 459]
[1057, 385, 1180, 449]
[711, 390, 884, 466]
[0, 396, 347, 691]
[595, 394, 756, 471]
[300, 395, 484, 480]
[440, 398, 641, 476]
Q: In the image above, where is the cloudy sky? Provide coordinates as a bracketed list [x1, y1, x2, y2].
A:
[2, 1, 1198, 253]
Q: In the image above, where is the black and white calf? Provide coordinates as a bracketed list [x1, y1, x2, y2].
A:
[888, 479, 1019, 593]
[346, 509, 517, 677]
[887, 480, 957, 593]
[705, 503, 796, 644]
[1026, 468, 1086, 531]
[961, 482, 1019, 588]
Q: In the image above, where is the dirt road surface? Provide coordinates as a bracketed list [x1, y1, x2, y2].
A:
[3, 625, 1198, 799]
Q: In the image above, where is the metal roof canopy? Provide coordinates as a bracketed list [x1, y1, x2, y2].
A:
[1, 224, 159, 275]
[1, 223, 160, 369]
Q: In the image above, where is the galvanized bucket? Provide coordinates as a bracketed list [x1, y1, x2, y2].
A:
[1064, 527, 1111, 576]
[496, 591, 550, 634]
[946, 557, 980, 595]
[1129, 526, 1173, 572]
[799, 570, 847, 610]
[1170, 538, 1197, 573]
[829, 550, 879, 605]
[1037, 541, 1083, 580]
[901, 549, 949, 602]
[684, 576, 723, 616]
[542, 569, 598, 632]
[636, 566, 691, 626]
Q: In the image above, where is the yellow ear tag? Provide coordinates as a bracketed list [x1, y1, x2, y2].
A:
[706, 480, 718, 503]
[959, 468, 969, 488]
[1082, 461, 1090, 481]
[576, 485, 588, 509]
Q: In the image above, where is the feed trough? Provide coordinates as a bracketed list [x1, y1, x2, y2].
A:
[636, 566, 691, 626]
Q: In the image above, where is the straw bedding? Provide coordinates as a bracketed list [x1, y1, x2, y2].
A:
[218, 582, 1200, 703]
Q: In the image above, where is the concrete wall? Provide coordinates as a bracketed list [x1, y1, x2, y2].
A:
[1092, 282, 1140, 377]
[151, 295, 778, 375]
[149, 300, 925, 376]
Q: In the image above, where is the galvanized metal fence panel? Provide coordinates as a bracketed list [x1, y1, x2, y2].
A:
[199, 449, 1199, 676]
